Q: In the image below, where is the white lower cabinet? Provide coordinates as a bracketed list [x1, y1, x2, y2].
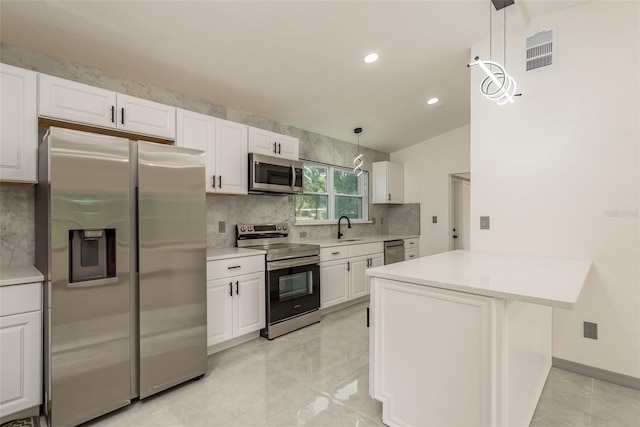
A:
[0, 282, 42, 421]
[320, 242, 384, 309]
[404, 237, 420, 260]
[206, 255, 265, 348]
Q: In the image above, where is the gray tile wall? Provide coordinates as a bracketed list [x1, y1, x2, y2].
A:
[0, 42, 420, 265]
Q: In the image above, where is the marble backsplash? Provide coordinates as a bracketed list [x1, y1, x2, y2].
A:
[0, 185, 35, 268]
[0, 42, 419, 266]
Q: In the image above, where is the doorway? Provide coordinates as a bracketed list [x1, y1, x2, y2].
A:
[449, 173, 470, 250]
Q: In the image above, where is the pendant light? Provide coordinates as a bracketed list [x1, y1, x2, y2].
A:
[468, 0, 520, 105]
[353, 127, 364, 177]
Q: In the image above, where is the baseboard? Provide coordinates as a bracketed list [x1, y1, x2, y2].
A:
[320, 296, 369, 316]
[207, 331, 260, 355]
[552, 357, 640, 391]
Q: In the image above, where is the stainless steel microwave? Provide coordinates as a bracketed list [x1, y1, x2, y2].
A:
[249, 153, 304, 194]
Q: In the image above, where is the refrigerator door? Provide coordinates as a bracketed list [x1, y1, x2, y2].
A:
[137, 140, 207, 399]
[47, 128, 131, 427]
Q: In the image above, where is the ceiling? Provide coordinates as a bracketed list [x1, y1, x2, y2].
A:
[0, 1, 587, 153]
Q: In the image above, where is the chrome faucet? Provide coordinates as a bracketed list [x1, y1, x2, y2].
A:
[338, 215, 352, 239]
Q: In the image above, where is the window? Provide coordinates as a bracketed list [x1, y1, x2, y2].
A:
[295, 162, 368, 223]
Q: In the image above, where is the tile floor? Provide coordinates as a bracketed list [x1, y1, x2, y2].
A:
[79, 302, 638, 426]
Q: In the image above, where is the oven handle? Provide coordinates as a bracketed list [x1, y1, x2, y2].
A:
[267, 256, 320, 271]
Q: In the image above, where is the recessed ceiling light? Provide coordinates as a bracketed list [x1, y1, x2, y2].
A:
[364, 53, 379, 64]
[427, 97, 439, 105]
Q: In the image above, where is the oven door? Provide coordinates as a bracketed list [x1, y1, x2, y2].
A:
[266, 256, 320, 324]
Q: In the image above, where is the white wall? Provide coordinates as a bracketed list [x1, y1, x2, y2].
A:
[391, 125, 470, 256]
[470, 1, 639, 377]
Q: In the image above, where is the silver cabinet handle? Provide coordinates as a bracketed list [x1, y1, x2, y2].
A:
[227, 265, 241, 270]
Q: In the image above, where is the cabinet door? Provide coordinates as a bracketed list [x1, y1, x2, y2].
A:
[176, 109, 216, 192]
[117, 94, 176, 139]
[38, 73, 116, 129]
[0, 64, 37, 183]
[216, 119, 248, 195]
[320, 259, 349, 309]
[234, 272, 265, 337]
[248, 127, 277, 156]
[206, 278, 233, 347]
[388, 162, 404, 203]
[349, 255, 368, 300]
[0, 310, 41, 417]
[275, 134, 299, 160]
[367, 254, 384, 295]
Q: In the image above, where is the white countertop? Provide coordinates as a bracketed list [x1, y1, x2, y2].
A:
[299, 234, 419, 248]
[0, 265, 44, 287]
[206, 247, 266, 261]
[366, 250, 592, 309]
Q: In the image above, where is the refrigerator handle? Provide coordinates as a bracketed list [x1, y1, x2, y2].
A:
[228, 282, 233, 297]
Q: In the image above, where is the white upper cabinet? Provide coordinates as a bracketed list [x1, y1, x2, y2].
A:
[38, 73, 116, 129]
[372, 161, 404, 204]
[248, 126, 299, 160]
[38, 74, 176, 139]
[0, 64, 37, 183]
[176, 109, 248, 194]
[115, 94, 175, 139]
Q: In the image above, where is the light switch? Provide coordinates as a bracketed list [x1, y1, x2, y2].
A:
[432, 216, 437, 224]
[480, 216, 490, 230]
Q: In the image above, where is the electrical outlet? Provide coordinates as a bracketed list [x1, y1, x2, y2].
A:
[372, 218, 376, 225]
[299, 231, 307, 238]
[432, 216, 437, 224]
[584, 321, 598, 340]
[381, 217, 384, 225]
[218, 221, 226, 234]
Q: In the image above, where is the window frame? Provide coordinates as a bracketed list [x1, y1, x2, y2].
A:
[294, 161, 370, 225]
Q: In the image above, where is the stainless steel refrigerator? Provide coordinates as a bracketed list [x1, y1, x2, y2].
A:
[35, 127, 207, 427]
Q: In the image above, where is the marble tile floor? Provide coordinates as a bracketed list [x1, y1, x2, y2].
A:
[71, 301, 638, 426]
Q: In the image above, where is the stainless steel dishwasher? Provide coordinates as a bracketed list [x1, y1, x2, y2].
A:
[384, 239, 405, 264]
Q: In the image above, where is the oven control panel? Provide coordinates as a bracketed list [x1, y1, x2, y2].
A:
[237, 223, 289, 238]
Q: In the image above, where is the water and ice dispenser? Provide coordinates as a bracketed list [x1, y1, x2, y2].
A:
[68, 229, 116, 282]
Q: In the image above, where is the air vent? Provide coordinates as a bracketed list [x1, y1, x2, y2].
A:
[526, 29, 555, 71]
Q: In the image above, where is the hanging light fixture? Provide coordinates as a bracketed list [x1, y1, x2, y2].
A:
[353, 127, 364, 177]
[467, 0, 520, 105]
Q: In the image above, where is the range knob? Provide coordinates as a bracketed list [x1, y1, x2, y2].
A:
[283, 225, 287, 230]
[276, 225, 281, 231]
[248, 226, 253, 232]
[240, 227, 245, 232]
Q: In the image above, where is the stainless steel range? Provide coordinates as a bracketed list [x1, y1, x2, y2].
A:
[237, 223, 321, 339]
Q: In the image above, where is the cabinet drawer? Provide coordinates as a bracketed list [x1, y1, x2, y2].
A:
[404, 238, 419, 249]
[349, 242, 384, 258]
[320, 246, 349, 261]
[0, 283, 41, 317]
[207, 255, 265, 280]
[405, 248, 420, 261]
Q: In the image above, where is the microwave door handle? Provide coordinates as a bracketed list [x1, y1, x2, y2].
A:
[289, 163, 295, 190]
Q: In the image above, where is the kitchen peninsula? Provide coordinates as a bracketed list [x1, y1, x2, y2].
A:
[366, 250, 592, 427]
